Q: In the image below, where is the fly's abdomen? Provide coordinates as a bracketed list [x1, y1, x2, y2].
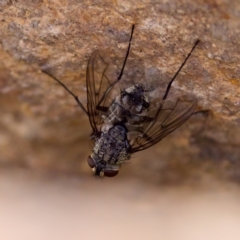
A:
[93, 124, 130, 165]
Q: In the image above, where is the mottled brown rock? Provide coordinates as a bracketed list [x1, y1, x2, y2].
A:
[0, 0, 240, 184]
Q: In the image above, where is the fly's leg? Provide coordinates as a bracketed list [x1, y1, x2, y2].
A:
[162, 39, 200, 100]
[117, 24, 135, 81]
[42, 70, 88, 115]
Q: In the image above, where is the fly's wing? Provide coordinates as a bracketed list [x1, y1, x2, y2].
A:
[131, 95, 197, 152]
[86, 50, 119, 135]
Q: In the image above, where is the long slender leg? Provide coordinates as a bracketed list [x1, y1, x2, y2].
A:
[162, 39, 200, 100]
[117, 24, 135, 81]
[42, 70, 88, 115]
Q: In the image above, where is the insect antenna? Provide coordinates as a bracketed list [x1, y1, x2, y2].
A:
[117, 24, 135, 81]
[162, 39, 200, 100]
[42, 70, 88, 115]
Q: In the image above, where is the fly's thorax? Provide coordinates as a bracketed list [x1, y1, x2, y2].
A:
[120, 84, 149, 114]
[102, 97, 123, 126]
[102, 85, 150, 128]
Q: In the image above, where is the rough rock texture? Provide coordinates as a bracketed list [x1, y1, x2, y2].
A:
[0, 0, 240, 184]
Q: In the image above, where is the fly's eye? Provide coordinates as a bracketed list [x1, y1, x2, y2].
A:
[87, 156, 95, 168]
[103, 169, 119, 177]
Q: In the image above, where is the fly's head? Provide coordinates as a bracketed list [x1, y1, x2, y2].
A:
[121, 84, 149, 114]
[87, 155, 120, 177]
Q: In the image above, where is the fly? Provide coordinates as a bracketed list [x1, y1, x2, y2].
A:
[42, 25, 200, 177]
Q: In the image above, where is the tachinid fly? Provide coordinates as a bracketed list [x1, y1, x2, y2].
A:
[42, 25, 200, 177]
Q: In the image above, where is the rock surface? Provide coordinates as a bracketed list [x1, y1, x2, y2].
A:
[0, 0, 240, 184]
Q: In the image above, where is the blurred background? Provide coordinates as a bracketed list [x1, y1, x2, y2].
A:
[0, 0, 240, 239]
